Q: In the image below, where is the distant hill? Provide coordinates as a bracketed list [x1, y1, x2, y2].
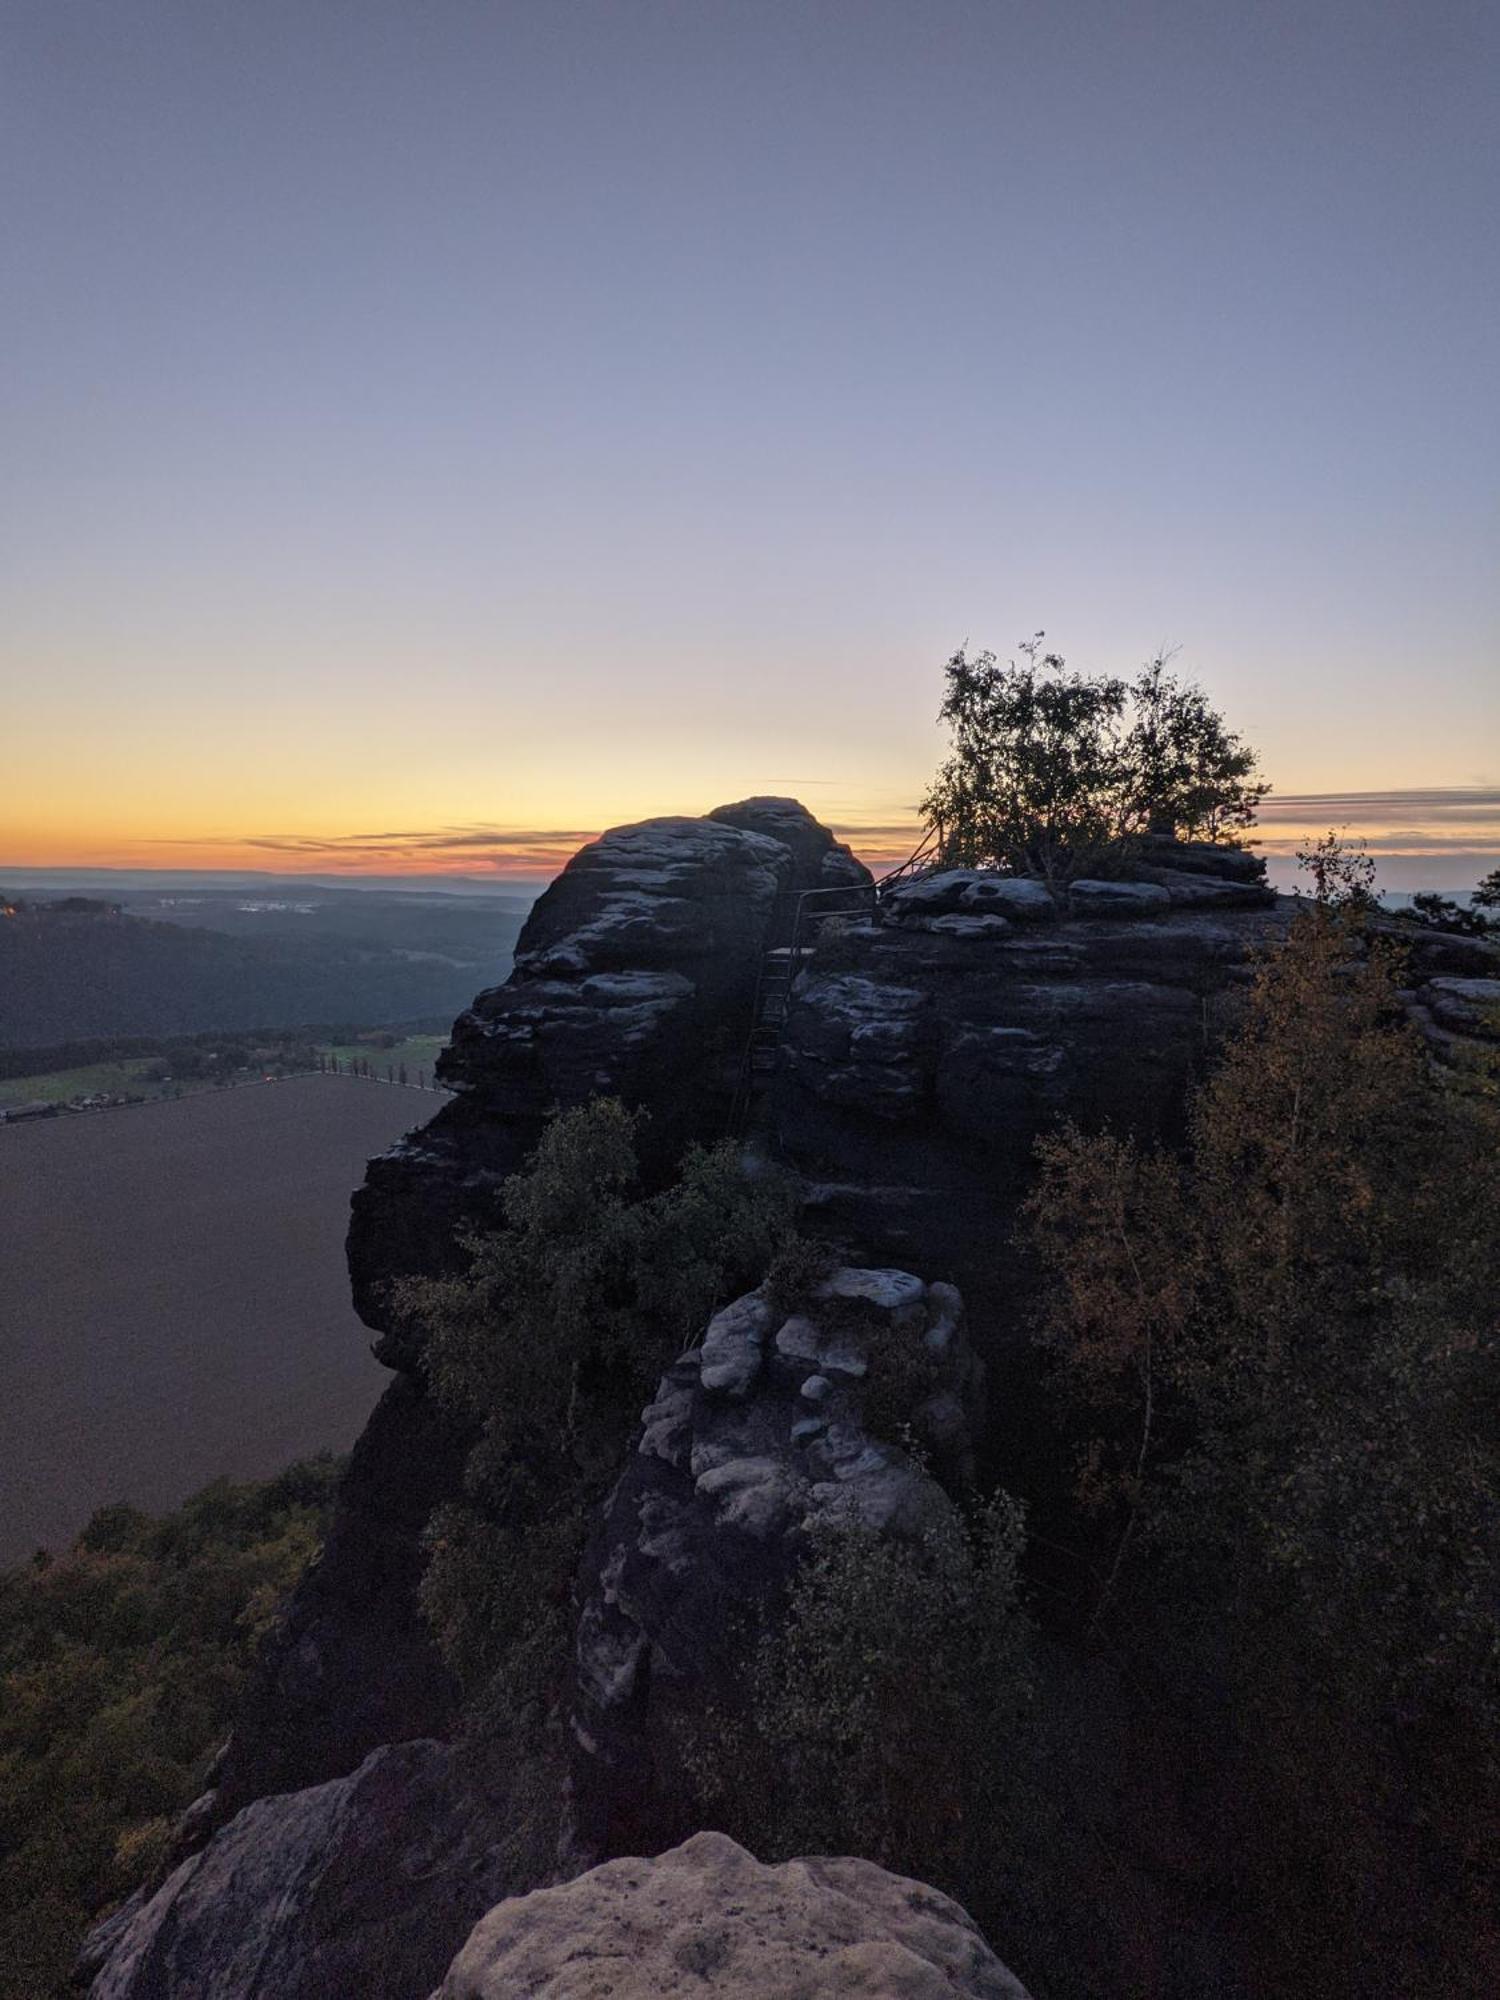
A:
[0, 894, 524, 1047]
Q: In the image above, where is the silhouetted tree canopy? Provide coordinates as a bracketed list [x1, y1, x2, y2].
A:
[922, 636, 1268, 887]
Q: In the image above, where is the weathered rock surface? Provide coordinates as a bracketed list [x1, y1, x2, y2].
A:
[775, 896, 1290, 1299]
[206, 801, 869, 1838]
[569, 1268, 980, 1858]
[1066, 877, 1172, 915]
[352, 801, 868, 1358]
[777, 844, 1499, 1331]
[205, 1376, 468, 1830]
[438, 1830, 1031, 1999]
[886, 868, 1056, 921]
[82, 1742, 516, 2000]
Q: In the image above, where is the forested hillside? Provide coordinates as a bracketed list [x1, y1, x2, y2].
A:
[0, 900, 520, 1047]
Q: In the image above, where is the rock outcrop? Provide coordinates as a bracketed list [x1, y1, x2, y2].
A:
[206, 1376, 468, 1826]
[569, 1266, 981, 1858]
[438, 1830, 1031, 1999]
[205, 801, 868, 1835]
[351, 802, 867, 1359]
[81, 1742, 519, 2000]
[176, 810, 1500, 1859]
[776, 848, 1287, 1305]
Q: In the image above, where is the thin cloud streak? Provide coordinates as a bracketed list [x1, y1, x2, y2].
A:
[146, 824, 605, 876]
[139, 787, 1500, 882]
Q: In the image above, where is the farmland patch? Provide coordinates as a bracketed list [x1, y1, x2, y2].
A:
[1, 1075, 426, 1561]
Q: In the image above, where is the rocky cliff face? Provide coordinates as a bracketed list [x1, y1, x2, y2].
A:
[90, 1821, 1032, 2000]
[87, 1264, 989, 2000]
[772, 847, 1285, 1309]
[81, 1741, 522, 2000]
[569, 1265, 982, 1858]
[209, 801, 867, 1830]
[351, 802, 868, 1358]
[100, 804, 1498, 1998]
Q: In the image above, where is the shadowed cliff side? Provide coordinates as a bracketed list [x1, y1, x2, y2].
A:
[206, 801, 867, 1832]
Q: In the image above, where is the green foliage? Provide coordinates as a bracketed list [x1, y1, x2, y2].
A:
[922, 636, 1266, 887]
[1294, 827, 1378, 908]
[761, 1233, 835, 1318]
[1401, 891, 1493, 937]
[1473, 867, 1500, 910]
[0, 1460, 339, 2000]
[752, 1500, 1033, 1871]
[1026, 884, 1500, 1992]
[680, 1498, 1039, 1906]
[396, 1100, 803, 1702]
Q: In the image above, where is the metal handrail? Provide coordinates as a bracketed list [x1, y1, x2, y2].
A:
[726, 833, 942, 1134]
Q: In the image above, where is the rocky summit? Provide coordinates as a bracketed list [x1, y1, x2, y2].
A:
[83, 798, 1500, 1999]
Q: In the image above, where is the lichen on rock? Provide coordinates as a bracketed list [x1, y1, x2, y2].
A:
[567, 1264, 982, 1859]
[437, 1830, 1032, 1999]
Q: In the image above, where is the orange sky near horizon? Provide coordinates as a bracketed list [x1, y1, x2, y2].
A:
[5, 784, 1498, 888]
[5, 6, 1497, 902]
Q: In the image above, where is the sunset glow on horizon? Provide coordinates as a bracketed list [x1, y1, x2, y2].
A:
[4, 4, 1495, 892]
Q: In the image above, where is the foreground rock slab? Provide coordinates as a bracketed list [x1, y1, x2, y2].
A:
[82, 1742, 514, 2000]
[438, 1830, 1031, 1999]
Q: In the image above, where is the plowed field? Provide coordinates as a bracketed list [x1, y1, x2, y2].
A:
[1, 1076, 435, 1561]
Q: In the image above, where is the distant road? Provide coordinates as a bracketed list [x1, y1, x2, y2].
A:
[0, 1074, 428, 1562]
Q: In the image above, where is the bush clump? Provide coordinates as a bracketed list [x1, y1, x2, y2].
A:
[0, 1461, 340, 2000]
[922, 636, 1267, 887]
[394, 1100, 804, 1707]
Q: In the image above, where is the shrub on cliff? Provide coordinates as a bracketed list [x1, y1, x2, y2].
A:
[394, 1100, 802, 1705]
[0, 1461, 339, 2000]
[751, 1498, 1034, 1871]
[1027, 881, 1500, 1994]
[921, 636, 1267, 886]
[678, 1494, 1052, 1921]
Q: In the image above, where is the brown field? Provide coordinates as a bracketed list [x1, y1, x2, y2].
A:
[0, 1075, 433, 1563]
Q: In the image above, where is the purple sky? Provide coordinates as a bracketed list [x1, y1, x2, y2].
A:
[4, 2, 1497, 882]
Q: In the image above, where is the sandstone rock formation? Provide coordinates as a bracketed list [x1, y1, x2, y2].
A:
[81, 1742, 518, 2000]
[207, 1376, 467, 1826]
[351, 802, 868, 1359]
[569, 1265, 981, 1858]
[777, 847, 1287, 1299]
[205, 801, 868, 1833]
[77, 805, 1500, 1999]
[439, 1831, 1032, 1998]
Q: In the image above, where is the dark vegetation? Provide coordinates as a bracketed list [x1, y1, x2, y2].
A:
[663, 875, 1499, 1996]
[920, 636, 1268, 885]
[0, 1463, 340, 2000]
[0, 892, 521, 1048]
[394, 1104, 802, 1717]
[383, 830, 1498, 1995]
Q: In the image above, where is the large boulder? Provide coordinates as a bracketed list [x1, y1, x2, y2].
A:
[81, 1742, 517, 2000]
[437, 1830, 1031, 1999]
[568, 1267, 981, 1859]
[885, 870, 1059, 924]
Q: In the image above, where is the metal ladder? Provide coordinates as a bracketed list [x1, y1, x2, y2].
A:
[727, 837, 942, 1135]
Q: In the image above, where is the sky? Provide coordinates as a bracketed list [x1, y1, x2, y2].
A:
[3, 1, 1496, 887]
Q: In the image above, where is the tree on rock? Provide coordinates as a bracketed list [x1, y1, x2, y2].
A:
[921, 635, 1267, 888]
